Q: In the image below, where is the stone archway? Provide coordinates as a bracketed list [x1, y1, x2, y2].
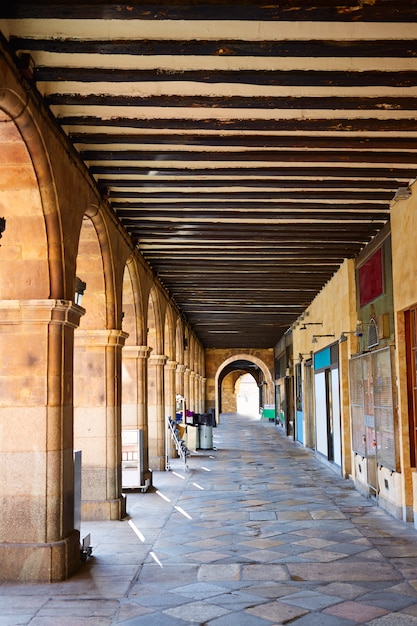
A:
[0, 88, 81, 581]
[214, 353, 274, 421]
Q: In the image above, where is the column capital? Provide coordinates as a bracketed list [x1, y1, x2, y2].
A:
[176, 364, 187, 373]
[164, 360, 178, 371]
[0, 299, 85, 328]
[123, 345, 152, 359]
[148, 354, 167, 366]
[75, 328, 129, 347]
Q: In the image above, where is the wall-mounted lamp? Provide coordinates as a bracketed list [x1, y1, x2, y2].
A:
[183, 337, 188, 349]
[0, 217, 5, 243]
[312, 334, 335, 344]
[339, 322, 366, 343]
[393, 186, 411, 201]
[75, 276, 86, 305]
[339, 332, 352, 344]
[300, 322, 322, 331]
[298, 352, 312, 362]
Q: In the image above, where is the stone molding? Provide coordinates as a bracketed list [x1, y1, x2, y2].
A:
[74, 328, 129, 347]
[148, 354, 168, 366]
[123, 345, 152, 359]
[0, 299, 84, 328]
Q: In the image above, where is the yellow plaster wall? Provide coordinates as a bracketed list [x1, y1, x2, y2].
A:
[391, 184, 417, 312]
[390, 183, 417, 522]
[292, 259, 358, 478]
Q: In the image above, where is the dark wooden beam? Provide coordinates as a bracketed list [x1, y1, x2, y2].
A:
[11, 37, 417, 58]
[37, 67, 417, 88]
[5, 1, 417, 22]
[89, 165, 414, 178]
[101, 178, 404, 190]
[46, 93, 417, 111]
[112, 190, 391, 201]
[59, 116, 417, 132]
[72, 133, 417, 151]
[82, 149, 417, 164]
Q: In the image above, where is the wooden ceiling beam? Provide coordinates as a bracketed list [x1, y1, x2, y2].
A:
[5, 1, 417, 21]
[11, 37, 417, 58]
[46, 93, 417, 110]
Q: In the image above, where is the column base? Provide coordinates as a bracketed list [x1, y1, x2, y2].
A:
[0, 529, 81, 583]
[149, 455, 167, 471]
[81, 494, 127, 521]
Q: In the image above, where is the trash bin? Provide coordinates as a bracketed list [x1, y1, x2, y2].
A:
[198, 413, 213, 450]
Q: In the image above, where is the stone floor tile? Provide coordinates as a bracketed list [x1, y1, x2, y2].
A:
[242, 564, 289, 582]
[246, 599, 309, 622]
[323, 600, 387, 622]
[314, 582, 369, 600]
[279, 589, 343, 610]
[198, 564, 241, 581]
[208, 611, 273, 625]
[209, 590, 268, 610]
[117, 612, 187, 625]
[170, 582, 227, 600]
[366, 614, 417, 625]
[164, 600, 230, 622]
[291, 613, 357, 625]
[357, 591, 417, 611]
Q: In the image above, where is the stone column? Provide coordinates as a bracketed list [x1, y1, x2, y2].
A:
[0, 299, 83, 582]
[194, 374, 201, 413]
[176, 363, 186, 398]
[164, 360, 178, 421]
[122, 345, 152, 486]
[190, 371, 196, 412]
[184, 367, 191, 413]
[148, 354, 167, 470]
[74, 329, 128, 520]
[201, 377, 207, 413]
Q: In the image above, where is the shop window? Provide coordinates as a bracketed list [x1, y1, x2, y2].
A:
[349, 347, 398, 471]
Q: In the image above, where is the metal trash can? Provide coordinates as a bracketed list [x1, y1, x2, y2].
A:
[198, 413, 214, 450]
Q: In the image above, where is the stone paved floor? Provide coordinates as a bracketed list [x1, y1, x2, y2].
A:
[3, 413, 417, 625]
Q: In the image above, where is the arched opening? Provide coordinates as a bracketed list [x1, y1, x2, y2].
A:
[121, 258, 150, 490]
[215, 354, 274, 422]
[236, 373, 260, 417]
[164, 305, 176, 422]
[73, 213, 125, 520]
[147, 287, 166, 470]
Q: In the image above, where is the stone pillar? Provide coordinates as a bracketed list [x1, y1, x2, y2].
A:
[201, 377, 207, 413]
[189, 372, 196, 412]
[176, 363, 186, 398]
[184, 367, 191, 413]
[74, 329, 128, 520]
[148, 354, 167, 470]
[164, 360, 178, 421]
[122, 345, 152, 486]
[0, 299, 83, 582]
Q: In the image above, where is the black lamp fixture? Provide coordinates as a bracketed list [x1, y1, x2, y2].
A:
[339, 322, 365, 343]
[300, 321, 322, 331]
[298, 352, 313, 362]
[0, 217, 5, 242]
[339, 332, 354, 344]
[75, 276, 87, 305]
[312, 334, 335, 344]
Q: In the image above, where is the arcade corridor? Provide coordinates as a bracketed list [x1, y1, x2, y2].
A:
[3, 413, 417, 626]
